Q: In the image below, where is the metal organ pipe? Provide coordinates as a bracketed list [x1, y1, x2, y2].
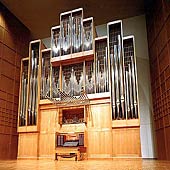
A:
[40, 18, 140, 122]
[107, 21, 126, 120]
[110, 53, 116, 119]
[125, 71, 130, 118]
[131, 56, 138, 118]
[95, 37, 108, 94]
[118, 35, 125, 119]
[28, 50, 34, 125]
[123, 36, 139, 119]
[128, 63, 134, 118]
[20, 67, 28, 126]
[114, 45, 120, 119]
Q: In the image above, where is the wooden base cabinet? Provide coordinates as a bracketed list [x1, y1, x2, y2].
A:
[17, 98, 141, 160]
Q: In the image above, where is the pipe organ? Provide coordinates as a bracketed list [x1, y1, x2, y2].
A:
[17, 8, 141, 160]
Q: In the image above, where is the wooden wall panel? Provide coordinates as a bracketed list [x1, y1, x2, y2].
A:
[158, 47, 169, 73]
[87, 103, 112, 158]
[0, 3, 30, 159]
[165, 126, 170, 160]
[166, 16, 170, 41]
[3, 45, 16, 65]
[39, 110, 57, 133]
[0, 44, 2, 62]
[163, 0, 170, 20]
[112, 127, 141, 157]
[0, 75, 14, 94]
[3, 30, 16, 51]
[10, 135, 18, 159]
[0, 26, 4, 43]
[146, 0, 170, 160]
[157, 25, 167, 56]
[87, 130, 112, 158]
[18, 133, 39, 159]
[38, 108, 57, 159]
[156, 129, 166, 160]
[87, 103, 112, 128]
[39, 133, 55, 159]
[0, 134, 10, 158]
[14, 82, 20, 97]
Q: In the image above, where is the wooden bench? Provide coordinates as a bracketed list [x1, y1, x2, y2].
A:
[56, 146, 86, 161]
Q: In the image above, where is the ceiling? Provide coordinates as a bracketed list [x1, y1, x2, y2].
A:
[1, 0, 148, 39]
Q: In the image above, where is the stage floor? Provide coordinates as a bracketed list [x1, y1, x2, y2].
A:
[0, 159, 170, 170]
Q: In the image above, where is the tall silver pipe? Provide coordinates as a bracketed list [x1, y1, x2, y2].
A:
[61, 21, 64, 55]
[28, 50, 34, 125]
[41, 57, 44, 99]
[23, 78, 27, 125]
[114, 45, 120, 119]
[34, 63, 38, 125]
[20, 73, 24, 125]
[105, 47, 109, 92]
[104, 55, 106, 92]
[110, 53, 116, 119]
[125, 71, 130, 118]
[68, 16, 71, 53]
[72, 17, 73, 52]
[128, 64, 134, 118]
[118, 35, 125, 119]
[22, 77, 26, 125]
[31, 57, 37, 125]
[97, 59, 100, 93]
[131, 56, 138, 118]
[80, 17, 83, 51]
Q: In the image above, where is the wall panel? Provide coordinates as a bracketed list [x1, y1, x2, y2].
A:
[3, 45, 16, 64]
[39, 133, 55, 159]
[146, 0, 170, 160]
[163, 1, 170, 20]
[165, 126, 170, 159]
[0, 3, 30, 159]
[112, 127, 141, 157]
[18, 133, 39, 159]
[156, 129, 166, 160]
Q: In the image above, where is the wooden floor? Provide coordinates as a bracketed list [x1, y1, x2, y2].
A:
[0, 160, 170, 170]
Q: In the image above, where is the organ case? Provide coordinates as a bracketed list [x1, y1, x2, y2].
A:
[17, 7, 141, 160]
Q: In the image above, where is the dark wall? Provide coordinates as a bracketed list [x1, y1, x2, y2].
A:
[146, 0, 170, 160]
[0, 3, 31, 159]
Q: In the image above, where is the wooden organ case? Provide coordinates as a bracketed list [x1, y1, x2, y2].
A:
[17, 9, 141, 160]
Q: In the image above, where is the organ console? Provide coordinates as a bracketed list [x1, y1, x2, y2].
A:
[56, 133, 86, 161]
